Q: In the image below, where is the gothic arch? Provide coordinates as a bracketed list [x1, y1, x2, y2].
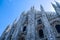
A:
[36, 24, 44, 39]
[50, 17, 60, 26]
[51, 20, 60, 28]
[50, 19, 60, 37]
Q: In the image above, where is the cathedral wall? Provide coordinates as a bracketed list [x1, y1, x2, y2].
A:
[50, 17, 60, 40]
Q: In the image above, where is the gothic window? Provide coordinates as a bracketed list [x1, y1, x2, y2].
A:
[37, 19, 42, 25]
[55, 25, 60, 33]
[39, 29, 44, 38]
[23, 26, 26, 32]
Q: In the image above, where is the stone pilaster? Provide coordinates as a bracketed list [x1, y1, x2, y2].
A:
[40, 5, 56, 40]
[11, 12, 27, 40]
[5, 23, 16, 40]
[26, 7, 36, 40]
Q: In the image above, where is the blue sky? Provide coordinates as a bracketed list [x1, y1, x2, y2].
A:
[0, 0, 60, 36]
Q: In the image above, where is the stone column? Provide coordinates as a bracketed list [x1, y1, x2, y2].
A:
[5, 19, 17, 40]
[26, 7, 36, 40]
[40, 5, 56, 40]
[11, 12, 27, 40]
[0, 25, 10, 40]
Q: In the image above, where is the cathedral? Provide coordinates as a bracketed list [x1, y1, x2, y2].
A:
[0, 1, 60, 40]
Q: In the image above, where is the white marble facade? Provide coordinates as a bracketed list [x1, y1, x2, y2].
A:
[1, 1, 60, 40]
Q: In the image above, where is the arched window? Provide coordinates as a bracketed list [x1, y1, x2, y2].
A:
[39, 29, 44, 38]
[37, 19, 42, 25]
[55, 25, 60, 33]
[23, 26, 26, 32]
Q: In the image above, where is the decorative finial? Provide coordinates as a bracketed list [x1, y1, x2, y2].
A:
[31, 6, 34, 11]
[55, 1, 60, 8]
[40, 5, 44, 11]
[51, 2, 57, 9]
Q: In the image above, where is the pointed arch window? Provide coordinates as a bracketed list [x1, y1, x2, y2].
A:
[37, 19, 42, 25]
[55, 25, 60, 33]
[23, 26, 26, 32]
[38, 29, 44, 38]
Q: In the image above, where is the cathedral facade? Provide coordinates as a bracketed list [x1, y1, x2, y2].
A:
[0, 1, 60, 40]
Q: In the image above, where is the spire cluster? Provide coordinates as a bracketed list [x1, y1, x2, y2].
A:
[51, 1, 60, 15]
